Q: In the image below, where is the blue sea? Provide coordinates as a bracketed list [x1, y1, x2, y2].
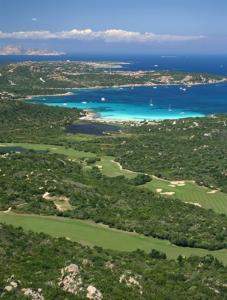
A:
[31, 84, 227, 121]
[2, 54, 227, 121]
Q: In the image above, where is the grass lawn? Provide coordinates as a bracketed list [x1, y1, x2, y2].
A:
[1, 212, 227, 264]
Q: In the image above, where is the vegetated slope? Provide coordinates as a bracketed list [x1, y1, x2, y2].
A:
[1, 224, 227, 299]
[0, 61, 225, 99]
[1, 152, 227, 250]
[72, 116, 227, 192]
[0, 100, 81, 143]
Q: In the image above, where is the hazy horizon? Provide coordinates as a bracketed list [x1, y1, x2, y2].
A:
[0, 0, 226, 55]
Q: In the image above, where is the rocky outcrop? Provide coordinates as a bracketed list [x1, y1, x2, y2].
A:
[58, 264, 83, 295]
[21, 288, 44, 300]
[105, 261, 114, 271]
[119, 271, 142, 293]
[86, 285, 103, 300]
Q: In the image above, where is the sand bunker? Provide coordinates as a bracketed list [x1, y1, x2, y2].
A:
[185, 202, 202, 207]
[170, 181, 186, 187]
[207, 190, 218, 194]
[160, 192, 175, 196]
[42, 192, 72, 211]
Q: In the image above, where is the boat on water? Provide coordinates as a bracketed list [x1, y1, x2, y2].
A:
[101, 97, 106, 101]
[179, 87, 187, 92]
[168, 104, 172, 112]
[149, 99, 154, 106]
[82, 101, 87, 104]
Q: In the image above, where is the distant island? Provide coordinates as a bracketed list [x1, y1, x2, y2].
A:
[0, 45, 65, 56]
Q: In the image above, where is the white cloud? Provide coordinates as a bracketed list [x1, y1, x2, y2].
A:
[0, 28, 205, 43]
[31, 18, 38, 22]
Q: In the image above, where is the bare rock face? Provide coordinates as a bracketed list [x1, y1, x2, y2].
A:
[58, 264, 83, 295]
[119, 271, 142, 293]
[86, 285, 103, 300]
[105, 261, 114, 271]
[21, 288, 44, 300]
[4, 276, 20, 293]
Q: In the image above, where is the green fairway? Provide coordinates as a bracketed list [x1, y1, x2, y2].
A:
[0, 142, 96, 160]
[2, 142, 227, 215]
[143, 177, 227, 215]
[1, 212, 227, 264]
[96, 156, 136, 179]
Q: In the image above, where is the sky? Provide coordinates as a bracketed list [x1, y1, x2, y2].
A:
[0, 0, 227, 54]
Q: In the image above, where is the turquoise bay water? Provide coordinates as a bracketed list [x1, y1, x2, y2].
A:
[31, 84, 227, 121]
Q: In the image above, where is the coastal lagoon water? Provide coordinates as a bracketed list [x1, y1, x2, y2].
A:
[31, 83, 227, 121]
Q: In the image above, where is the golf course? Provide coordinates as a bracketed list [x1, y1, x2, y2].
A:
[1, 212, 227, 265]
[1, 142, 227, 215]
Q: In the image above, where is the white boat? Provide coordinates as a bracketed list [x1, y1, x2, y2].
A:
[101, 97, 106, 101]
[180, 87, 187, 92]
[168, 104, 172, 112]
[153, 86, 157, 89]
[149, 99, 154, 106]
[82, 101, 87, 104]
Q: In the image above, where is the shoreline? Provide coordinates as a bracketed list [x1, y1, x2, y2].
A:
[79, 109, 205, 125]
[25, 79, 227, 101]
[26, 81, 224, 124]
[25, 91, 74, 100]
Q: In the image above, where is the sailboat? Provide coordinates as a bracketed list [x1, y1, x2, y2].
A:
[168, 104, 172, 112]
[101, 97, 106, 101]
[149, 99, 154, 106]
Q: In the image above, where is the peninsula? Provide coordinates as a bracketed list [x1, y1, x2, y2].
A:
[0, 61, 226, 100]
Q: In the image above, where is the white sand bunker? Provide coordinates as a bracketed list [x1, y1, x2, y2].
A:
[185, 202, 202, 207]
[207, 190, 218, 194]
[156, 188, 175, 196]
[170, 181, 186, 187]
[160, 192, 175, 196]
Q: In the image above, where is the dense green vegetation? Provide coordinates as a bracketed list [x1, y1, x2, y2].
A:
[2, 85, 227, 298]
[1, 224, 227, 299]
[0, 99, 81, 143]
[72, 116, 227, 192]
[2, 151, 227, 250]
[3, 141, 227, 215]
